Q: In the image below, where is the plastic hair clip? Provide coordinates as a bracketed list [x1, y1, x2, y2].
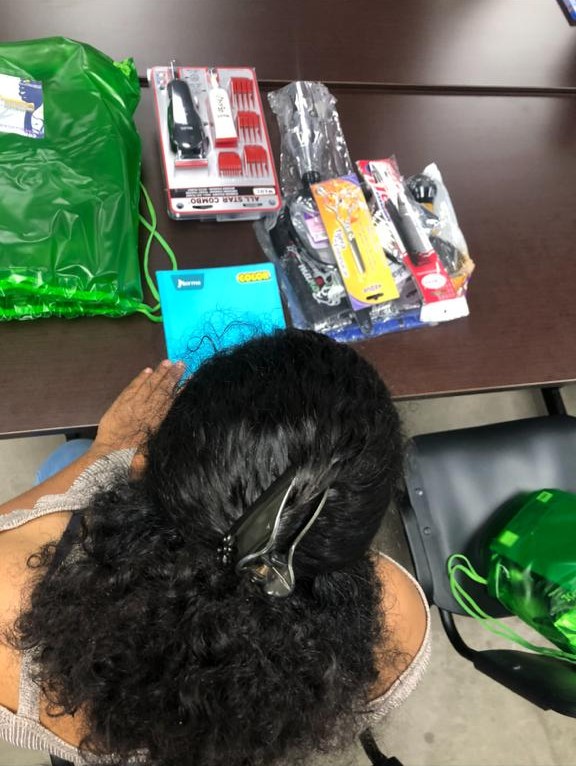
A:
[221, 468, 329, 598]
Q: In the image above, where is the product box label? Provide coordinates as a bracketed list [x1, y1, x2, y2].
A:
[0, 74, 44, 139]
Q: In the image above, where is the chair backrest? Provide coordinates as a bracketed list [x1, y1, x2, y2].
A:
[403, 415, 576, 614]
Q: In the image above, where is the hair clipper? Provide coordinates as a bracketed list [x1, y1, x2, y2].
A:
[167, 65, 208, 160]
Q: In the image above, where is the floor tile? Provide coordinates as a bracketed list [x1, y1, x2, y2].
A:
[0, 435, 64, 504]
[0, 742, 50, 766]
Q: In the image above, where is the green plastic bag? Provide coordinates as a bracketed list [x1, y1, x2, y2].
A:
[448, 489, 576, 662]
[0, 37, 147, 320]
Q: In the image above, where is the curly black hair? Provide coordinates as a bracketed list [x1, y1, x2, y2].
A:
[11, 329, 404, 766]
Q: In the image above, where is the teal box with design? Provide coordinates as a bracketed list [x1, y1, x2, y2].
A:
[157, 264, 286, 372]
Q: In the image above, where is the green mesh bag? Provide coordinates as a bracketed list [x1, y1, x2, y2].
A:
[449, 489, 576, 662]
[0, 37, 150, 320]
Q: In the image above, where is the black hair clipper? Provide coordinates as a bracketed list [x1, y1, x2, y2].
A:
[167, 63, 208, 161]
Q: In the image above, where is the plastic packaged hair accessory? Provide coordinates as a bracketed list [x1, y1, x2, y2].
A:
[267, 81, 353, 199]
[256, 82, 475, 342]
[256, 82, 419, 341]
[407, 161, 475, 296]
[357, 157, 469, 324]
[311, 174, 399, 312]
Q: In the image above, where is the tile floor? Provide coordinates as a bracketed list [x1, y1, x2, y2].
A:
[0, 387, 575, 766]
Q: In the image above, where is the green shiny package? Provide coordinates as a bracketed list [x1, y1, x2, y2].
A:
[449, 489, 576, 662]
[488, 490, 576, 655]
[0, 37, 145, 320]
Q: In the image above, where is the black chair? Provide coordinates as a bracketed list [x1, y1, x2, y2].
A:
[401, 414, 576, 716]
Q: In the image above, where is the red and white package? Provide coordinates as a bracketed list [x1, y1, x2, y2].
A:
[357, 157, 468, 323]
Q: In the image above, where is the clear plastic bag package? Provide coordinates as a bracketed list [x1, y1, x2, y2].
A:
[255, 82, 425, 341]
[268, 81, 353, 199]
[256, 82, 474, 342]
[254, 82, 352, 337]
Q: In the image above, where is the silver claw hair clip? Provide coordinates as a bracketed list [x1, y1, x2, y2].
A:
[220, 468, 329, 598]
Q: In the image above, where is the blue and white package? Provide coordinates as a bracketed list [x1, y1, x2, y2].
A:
[0, 74, 44, 139]
[157, 264, 286, 373]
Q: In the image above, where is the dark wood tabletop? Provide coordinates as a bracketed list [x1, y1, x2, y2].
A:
[0, 0, 575, 89]
[1, 82, 576, 436]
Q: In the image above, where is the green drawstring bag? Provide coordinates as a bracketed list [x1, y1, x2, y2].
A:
[0, 37, 153, 320]
[449, 489, 576, 663]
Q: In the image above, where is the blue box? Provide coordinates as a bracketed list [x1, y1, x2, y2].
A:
[157, 264, 286, 372]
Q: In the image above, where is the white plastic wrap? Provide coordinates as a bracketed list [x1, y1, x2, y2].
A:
[268, 81, 353, 197]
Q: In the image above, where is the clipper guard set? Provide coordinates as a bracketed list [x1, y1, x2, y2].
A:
[149, 65, 281, 221]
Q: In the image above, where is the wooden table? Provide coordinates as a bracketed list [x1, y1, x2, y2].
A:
[0, 2, 575, 436]
[0, 0, 575, 89]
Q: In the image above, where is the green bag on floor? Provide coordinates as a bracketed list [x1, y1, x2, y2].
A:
[0, 36, 146, 320]
[449, 489, 576, 662]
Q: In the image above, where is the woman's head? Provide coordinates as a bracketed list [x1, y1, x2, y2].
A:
[147, 328, 403, 576]
[15, 329, 404, 766]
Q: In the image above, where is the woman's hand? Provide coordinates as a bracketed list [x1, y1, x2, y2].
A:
[92, 360, 186, 461]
